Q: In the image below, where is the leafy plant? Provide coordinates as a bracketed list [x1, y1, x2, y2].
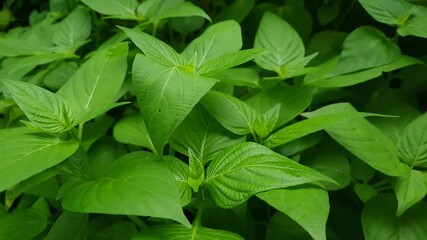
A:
[1, 0, 427, 239]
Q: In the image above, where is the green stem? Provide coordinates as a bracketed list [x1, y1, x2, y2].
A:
[127, 215, 148, 230]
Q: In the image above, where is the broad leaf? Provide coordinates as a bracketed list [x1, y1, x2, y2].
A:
[392, 169, 427, 216]
[201, 91, 258, 135]
[254, 12, 305, 73]
[305, 103, 408, 176]
[113, 113, 154, 152]
[182, 20, 242, 68]
[170, 105, 245, 163]
[258, 187, 329, 240]
[82, 0, 138, 18]
[120, 26, 185, 67]
[53, 6, 91, 52]
[330, 26, 401, 76]
[133, 224, 244, 240]
[1, 79, 75, 133]
[45, 211, 88, 240]
[397, 113, 427, 168]
[358, 0, 414, 25]
[206, 142, 333, 208]
[164, 156, 192, 206]
[362, 194, 427, 240]
[398, 15, 427, 38]
[62, 151, 191, 227]
[132, 54, 217, 154]
[0, 209, 47, 240]
[0, 128, 79, 192]
[57, 43, 128, 124]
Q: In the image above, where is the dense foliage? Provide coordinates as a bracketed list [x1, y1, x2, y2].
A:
[1, 0, 427, 239]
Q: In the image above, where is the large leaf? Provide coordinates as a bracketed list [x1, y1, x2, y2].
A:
[201, 91, 259, 135]
[132, 54, 217, 154]
[170, 105, 245, 163]
[57, 43, 128, 124]
[254, 12, 305, 73]
[358, 0, 414, 25]
[392, 169, 427, 216]
[62, 151, 190, 227]
[181, 20, 242, 68]
[133, 224, 244, 240]
[397, 113, 427, 168]
[82, 0, 138, 18]
[53, 6, 91, 52]
[113, 113, 155, 152]
[305, 103, 408, 176]
[362, 194, 427, 240]
[1, 79, 75, 133]
[258, 187, 329, 240]
[45, 211, 88, 240]
[120, 26, 185, 67]
[0, 128, 79, 192]
[205, 142, 333, 208]
[330, 26, 401, 76]
[0, 209, 47, 240]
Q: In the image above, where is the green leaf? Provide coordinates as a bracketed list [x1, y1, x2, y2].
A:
[182, 20, 242, 68]
[246, 85, 312, 130]
[133, 224, 244, 240]
[170, 105, 245, 163]
[304, 55, 421, 87]
[0, 128, 78, 192]
[120, 26, 185, 67]
[330, 26, 401, 76]
[1, 79, 75, 133]
[258, 187, 329, 240]
[201, 91, 259, 135]
[196, 49, 267, 76]
[132, 54, 217, 154]
[354, 183, 378, 203]
[57, 43, 128, 124]
[397, 113, 427, 168]
[53, 6, 91, 52]
[113, 113, 154, 151]
[305, 103, 409, 176]
[392, 170, 427, 216]
[188, 148, 204, 192]
[212, 68, 260, 88]
[164, 156, 192, 206]
[82, 0, 138, 18]
[362, 194, 427, 240]
[266, 212, 313, 240]
[254, 12, 305, 73]
[398, 15, 427, 38]
[155, 1, 211, 21]
[358, 0, 414, 25]
[45, 211, 88, 240]
[0, 209, 47, 240]
[62, 151, 191, 227]
[206, 142, 334, 208]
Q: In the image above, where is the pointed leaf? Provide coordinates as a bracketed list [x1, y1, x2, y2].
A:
[201, 91, 259, 135]
[164, 156, 192, 206]
[156, 2, 211, 21]
[397, 113, 427, 168]
[1, 79, 75, 133]
[82, 0, 138, 18]
[133, 224, 244, 240]
[358, 0, 414, 25]
[57, 43, 128, 123]
[188, 148, 204, 192]
[0, 128, 79, 192]
[212, 68, 260, 88]
[258, 187, 329, 240]
[113, 113, 155, 151]
[392, 170, 427, 216]
[45, 211, 88, 240]
[206, 142, 334, 208]
[133, 54, 217, 154]
[62, 151, 191, 227]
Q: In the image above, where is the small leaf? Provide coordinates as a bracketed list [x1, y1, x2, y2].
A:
[132, 54, 217, 154]
[57, 43, 128, 124]
[113, 113, 155, 151]
[397, 113, 427, 168]
[188, 148, 204, 192]
[358, 0, 414, 25]
[392, 169, 427, 216]
[398, 15, 427, 38]
[212, 68, 260, 88]
[120, 26, 185, 67]
[156, 1, 211, 21]
[82, 0, 138, 18]
[164, 156, 192, 206]
[362, 194, 427, 240]
[354, 183, 378, 203]
[201, 91, 259, 135]
[206, 142, 334, 208]
[258, 187, 329, 240]
[254, 12, 305, 73]
[2, 79, 75, 133]
[0, 209, 47, 240]
[0, 128, 79, 192]
[62, 151, 191, 227]
[182, 20, 242, 68]
[53, 6, 91, 52]
[133, 224, 244, 240]
[45, 211, 88, 240]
